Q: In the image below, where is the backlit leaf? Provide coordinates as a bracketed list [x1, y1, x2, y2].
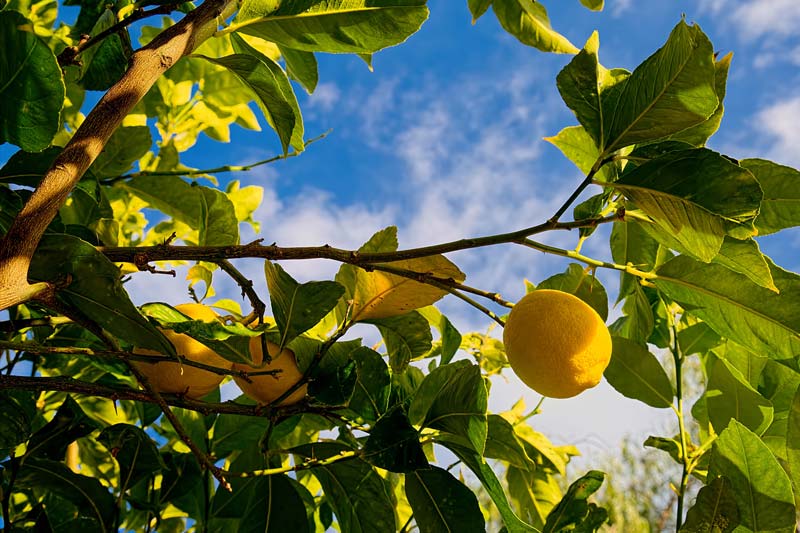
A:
[279, 45, 318, 93]
[0, 10, 65, 151]
[538, 263, 608, 321]
[742, 158, 800, 236]
[609, 220, 659, 301]
[418, 305, 462, 365]
[705, 354, 773, 435]
[264, 261, 345, 349]
[709, 420, 795, 533]
[492, 0, 578, 54]
[604, 337, 673, 408]
[366, 311, 432, 373]
[655, 255, 800, 362]
[468, 0, 492, 22]
[679, 476, 739, 533]
[90, 126, 152, 179]
[28, 234, 174, 354]
[408, 360, 487, 454]
[543, 471, 606, 533]
[786, 385, 800, 500]
[363, 405, 427, 473]
[405, 466, 485, 533]
[231, 0, 429, 54]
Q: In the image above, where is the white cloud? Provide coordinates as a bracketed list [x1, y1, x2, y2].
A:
[611, 0, 633, 17]
[304, 82, 341, 114]
[731, 0, 800, 40]
[753, 95, 800, 167]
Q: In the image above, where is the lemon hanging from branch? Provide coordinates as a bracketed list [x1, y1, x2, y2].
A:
[503, 289, 612, 399]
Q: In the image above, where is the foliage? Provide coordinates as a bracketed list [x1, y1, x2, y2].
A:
[1, 0, 799, 532]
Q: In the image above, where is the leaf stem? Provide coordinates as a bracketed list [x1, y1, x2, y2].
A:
[520, 239, 657, 279]
[670, 322, 690, 531]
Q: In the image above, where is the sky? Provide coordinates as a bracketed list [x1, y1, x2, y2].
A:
[122, 0, 800, 460]
[6, 0, 800, 467]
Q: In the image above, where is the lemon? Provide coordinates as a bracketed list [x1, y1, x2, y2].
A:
[232, 338, 307, 406]
[134, 303, 232, 399]
[503, 289, 612, 399]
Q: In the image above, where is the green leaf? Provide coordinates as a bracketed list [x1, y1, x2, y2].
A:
[264, 261, 345, 349]
[602, 21, 718, 153]
[14, 457, 115, 531]
[538, 263, 608, 321]
[759, 360, 800, 414]
[97, 423, 164, 490]
[543, 471, 606, 533]
[308, 357, 357, 406]
[604, 337, 673, 408]
[211, 446, 270, 519]
[786, 385, 800, 500]
[405, 466, 486, 533]
[90, 126, 152, 178]
[0, 146, 64, 186]
[556, 32, 628, 148]
[418, 306, 462, 365]
[79, 8, 131, 91]
[292, 442, 396, 533]
[366, 311, 433, 373]
[240, 475, 310, 533]
[579, 0, 603, 10]
[26, 396, 100, 461]
[609, 220, 659, 301]
[742, 158, 800, 236]
[611, 283, 655, 343]
[37, 235, 175, 350]
[231, 0, 429, 54]
[484, 414, 534, 471]
[347, 347, 391, 423]
[408, 360, 488, 454]
[655, 255, 800, 362]
[491, 0, 578, 54]
[669, 52, 732, 147]
[679, 476, 739, 533]
[709, 420, 795, 533]
[0, 10, 65, 151]
[229, 32, 304, 151]
[644, 436, 683, 464]
[677, 322, 721, 356]
[613, 148, 762, 261]
[124, 176, 239, 246]
[160, 452, 205, 517]
[279, 45, 318, 93]
[211, 404, 271, 458]
[705, 354, 773, 435]
[0, 391, 35, 452]
[363, 405, 428, 473]
[468, 0, 492, 22]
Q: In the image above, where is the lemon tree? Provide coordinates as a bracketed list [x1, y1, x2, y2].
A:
[1, 1, 799, 532]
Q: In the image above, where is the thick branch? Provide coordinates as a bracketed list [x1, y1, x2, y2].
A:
[0, 0, 237, 311]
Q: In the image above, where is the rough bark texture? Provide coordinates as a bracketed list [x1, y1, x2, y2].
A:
[0, 0, 236, 311]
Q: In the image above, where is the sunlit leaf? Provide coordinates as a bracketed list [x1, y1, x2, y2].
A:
[579, 0, 603, 10]
[484, 414, 534, 471]
[405, 465, 485, 533]
[538, 263, 608, 321]
[604, 337, 673, 408]
[418, 305, 462, 365]
[603, 21, 717, 152]
[709, 420, 795, 533]
[543, 471, 607, 532]
[0, 10, 65, 151]
[613, 148, 762, 261]
[492, 0, 578, 54]
[655, 255, 800, 361]
[468, 0, 492, 22]
[609, 220, 659, 301]
[279, 45, 318, 93]
[90, 126, 152, 178]
[231, 0, 429, 54]
[786, 385, 800, 500]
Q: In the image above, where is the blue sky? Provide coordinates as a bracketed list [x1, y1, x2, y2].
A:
[123, 0, 800, 457]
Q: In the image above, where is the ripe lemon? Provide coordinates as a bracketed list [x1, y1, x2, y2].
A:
[134, 303, 232, 399]
[503, 289, 612, 399]
[232, 338, 307, 406]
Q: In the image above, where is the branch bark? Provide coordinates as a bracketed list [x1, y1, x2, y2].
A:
[0, 0, 237, 311]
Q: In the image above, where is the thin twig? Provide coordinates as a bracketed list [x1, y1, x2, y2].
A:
[212, 258, 266, 325]
[225, 449, 359, 478]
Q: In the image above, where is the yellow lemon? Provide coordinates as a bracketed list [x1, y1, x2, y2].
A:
[134, 303, 232, 399]
[232, 338, 307, 406]
[503, 289, 612, 399]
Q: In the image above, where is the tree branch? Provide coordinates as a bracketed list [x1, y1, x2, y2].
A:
[0, 0, 238, 311]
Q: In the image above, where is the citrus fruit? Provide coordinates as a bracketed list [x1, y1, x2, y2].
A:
[502, 289, 612, 399]
[232, 338, 307, 406]
[134, 303, 232, 399]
